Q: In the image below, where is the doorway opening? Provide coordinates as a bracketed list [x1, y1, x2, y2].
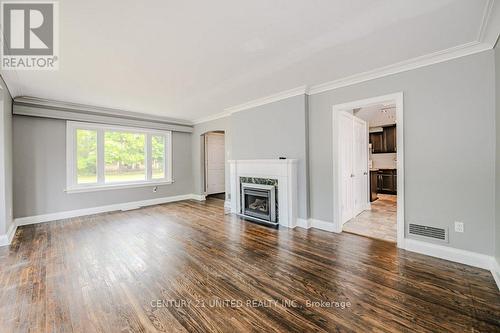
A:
[332, 93, 404, 247]
[202, 131, 226, 201]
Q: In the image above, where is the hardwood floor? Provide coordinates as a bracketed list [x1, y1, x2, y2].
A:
[343, 194, 397, 242]
[0, 198, 498, 332]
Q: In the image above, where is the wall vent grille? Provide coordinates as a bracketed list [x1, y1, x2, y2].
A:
[408, 223, 448, 242]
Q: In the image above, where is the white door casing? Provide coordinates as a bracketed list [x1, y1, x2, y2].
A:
[353, 115, 368, 216]
[332, 92, 404, 248]
[339, 111, 354, 224]
[205, 133, 225, 195]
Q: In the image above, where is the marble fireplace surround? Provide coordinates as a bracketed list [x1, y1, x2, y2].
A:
[229, 159, 298, 228]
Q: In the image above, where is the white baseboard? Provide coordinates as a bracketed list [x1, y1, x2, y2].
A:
[491, 258, 500, 291]
[224, 200, 231, 209]
[310, 218, 338, 232]
[0, 222, 18, 247]
[11, 193, 204, 229]
[191, 194, 206, 201]
[296, 218, 311, 229]
[403, 238, 494, 271]
[294, 218, 338, 232]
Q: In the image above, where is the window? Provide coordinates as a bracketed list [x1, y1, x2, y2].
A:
[67, 122, 172, 192]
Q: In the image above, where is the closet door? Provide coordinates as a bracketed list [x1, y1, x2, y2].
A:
[353, 116, 368, 216]
[339, 112, 354, 224]
[205, 133, 225, 195]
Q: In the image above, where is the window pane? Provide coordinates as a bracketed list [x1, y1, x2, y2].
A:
[152, 135, 165, 179]
[104, 131, 146, 182]
[76, 129, 97, 184]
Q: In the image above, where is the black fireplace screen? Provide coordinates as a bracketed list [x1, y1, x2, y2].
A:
[242, 187, 276, 222]
[244, 190, 270, 218]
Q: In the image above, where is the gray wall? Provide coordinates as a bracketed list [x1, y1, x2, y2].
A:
[309, 50, 496, 255]
[230, 95, 309, 219]
[496, 45, 500, 263]
[0, 77, 13, 235]
[13, 116, 193, 217]
[191, 116, 231, 198]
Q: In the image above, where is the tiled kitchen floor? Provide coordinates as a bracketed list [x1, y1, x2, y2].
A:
[343, 194, 397, 242]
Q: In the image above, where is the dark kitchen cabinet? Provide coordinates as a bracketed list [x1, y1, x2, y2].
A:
[383, 125, 396, 153]
[376, 169, 397, 194]
[370, 171, 378, 202]
[369, 125, 396, 154]
[369, 132, 384, 153]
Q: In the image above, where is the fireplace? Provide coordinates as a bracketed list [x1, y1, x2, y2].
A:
[241, 183, 277, 224]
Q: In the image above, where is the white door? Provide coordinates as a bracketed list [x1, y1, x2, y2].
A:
[339, 112, 354, 224]
[353, 116, 368, 216]
[340, 112, 369, 225]
[205, 133, 225, 195]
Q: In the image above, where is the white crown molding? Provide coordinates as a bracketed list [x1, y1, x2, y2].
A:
[478, 0, 499, 46]
[192, 86, 308, 125]
[308, 41, 490, 95]
[14, 96, 193, 127]
[225, 86, 308, 114]
[193, 1, 500, 125]
[193, 42, 492, 124]
[192, 110, 232, 125]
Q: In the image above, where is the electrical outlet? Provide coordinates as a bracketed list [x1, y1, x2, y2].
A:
[454, 221, 464, 233]
[153, 186, 158, 193]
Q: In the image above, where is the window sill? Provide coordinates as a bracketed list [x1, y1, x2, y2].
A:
[65, 180, 173, 194]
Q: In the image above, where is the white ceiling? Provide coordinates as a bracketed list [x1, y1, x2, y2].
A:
[354, 104, 396, 128]
[1, 0, 495, 123]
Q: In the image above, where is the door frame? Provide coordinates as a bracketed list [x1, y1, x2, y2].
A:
[202, 131, 226, 196]
[332, 92, 405, 248]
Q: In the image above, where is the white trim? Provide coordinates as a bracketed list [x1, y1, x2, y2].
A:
[229, 159, 298, 228]
[477, 0, 500, 47]
[294, 218, 336, 232]
[192, 44, 493, 125]
[332, 92, 405, 248]
[224, 86, 307, 114]
[404, 239, 494, 271]
[491, 258, 500, 291]
[309, 42, 490, 95]
[13, 194, 204, 227]
[224, 200, 231, 210]
[296, 218, 311, 229]
[13, 96, 193, 127]
[478, 0, 495, 42]
[66, 121, 173, 192]
[192, 110, 231, 125]
[0, 222, 18, 247]
[191, 1, 500, 125]
[192, 86, 307, 124]
[310, 219, 337, 232]
[190, 194, 206, 201]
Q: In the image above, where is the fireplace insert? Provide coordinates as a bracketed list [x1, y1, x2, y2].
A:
[241, 183, 276, 223]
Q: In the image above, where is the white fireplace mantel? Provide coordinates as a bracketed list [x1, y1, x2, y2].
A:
[229, 159, 298, 228]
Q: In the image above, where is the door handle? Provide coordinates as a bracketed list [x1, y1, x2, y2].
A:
[363, 172, 368, 175]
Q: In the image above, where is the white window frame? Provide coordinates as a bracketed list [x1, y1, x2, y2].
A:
[66, 121, 173, 193]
